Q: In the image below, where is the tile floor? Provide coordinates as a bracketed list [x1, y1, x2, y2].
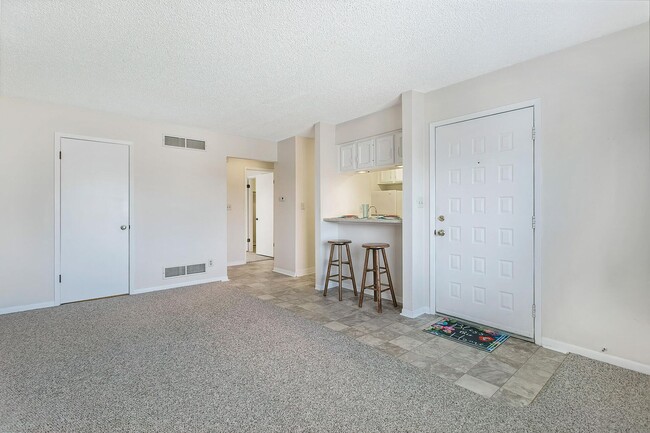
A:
[245, 251, 273, 263]
[228, 260, 566, 407]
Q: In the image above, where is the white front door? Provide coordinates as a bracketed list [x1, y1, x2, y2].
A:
[434, 108, 535, 338]
[60, 138, 130, 303]
[255, 172, 274, 257]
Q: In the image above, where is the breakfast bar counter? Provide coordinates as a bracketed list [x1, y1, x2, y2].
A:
[322, 217, 402, 305]
[323, 217, 402, 225]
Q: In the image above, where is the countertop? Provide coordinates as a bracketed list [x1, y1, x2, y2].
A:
[323, 217, 402, 225]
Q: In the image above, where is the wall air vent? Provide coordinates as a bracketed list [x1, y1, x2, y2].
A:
[163, 135, 206, 151]
[186, 139, 206, 151]
[164, 266, 186, 278]
[164, 135, 186, 148]
[186, 263, 206, 274]
[163, 263, 207, 278]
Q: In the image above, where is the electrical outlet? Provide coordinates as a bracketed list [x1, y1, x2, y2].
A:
[208, 259, 213, 267]
[226, 204, 231, 211]
[417, 196, 424, 208]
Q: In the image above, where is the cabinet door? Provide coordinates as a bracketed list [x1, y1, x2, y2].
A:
[375, 134, 395, 167]
[394, 132, 403, 165]
[394, 167, 403, 182]
[356, 139, 375, 169]
[339, 142, 356, 172]
[379, 170, 393, 183]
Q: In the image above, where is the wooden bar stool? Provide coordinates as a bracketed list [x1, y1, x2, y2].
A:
[359, 243, 397, 313]
[323, 240, 358, 301]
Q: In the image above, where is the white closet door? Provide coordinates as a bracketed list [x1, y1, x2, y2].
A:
[255, 172, 274, 257]
[60, 138, 130, 303]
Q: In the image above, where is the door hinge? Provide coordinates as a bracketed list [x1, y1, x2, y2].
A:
[58, 274, 61, 283]
[532, 216, 536, 229]
[532, 304, 536, 318]
[532, 127, 536, 141]
[59, 151, 62, 159]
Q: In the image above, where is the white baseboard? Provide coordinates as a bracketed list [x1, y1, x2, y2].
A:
[1, 276, 231, 316]
[0, 300, 57, 316]
[542, 337, 650, 375]
[296, 267, 315, 277]
[227, 260, 246, 266]
[401, 306, 432, 318]
[273, 267, 296, 277]
[131, 276, 229, 295]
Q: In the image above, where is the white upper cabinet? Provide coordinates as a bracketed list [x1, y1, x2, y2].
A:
[356, 138, 375, 169]
[375, 134, 395, 167]
[394, 132, 403, 165]
[339, 142, 356, 172]
[337, 129, 402, 172]
[379, 168, 403, 184]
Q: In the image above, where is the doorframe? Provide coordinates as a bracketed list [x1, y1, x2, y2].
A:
[428, 99, 542, 343]
[54, 133, 134, 306]
[244, 167, 274, 257]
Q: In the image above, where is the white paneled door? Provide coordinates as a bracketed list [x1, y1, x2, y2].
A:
[60, 138, 130, 304]
[255, 172, 274, 257]
[434, 108, 535, 338]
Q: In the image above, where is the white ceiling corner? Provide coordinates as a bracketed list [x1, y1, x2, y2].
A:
[1, 0, 648, 141]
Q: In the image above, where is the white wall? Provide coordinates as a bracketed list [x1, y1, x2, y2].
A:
[274, 136, 315, 277]
[295, 136, 315, 275]
[401, 90, 429, 317]
[274, 137, 297, 275]
[0, 97, 276, 312]
[335, 104, 402, 145]
[314, 123, 338, 288]
[226, 157, 274, 266]
[418, 23, 650, 368]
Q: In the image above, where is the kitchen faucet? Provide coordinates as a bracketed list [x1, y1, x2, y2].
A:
[368, 205, 378, 216]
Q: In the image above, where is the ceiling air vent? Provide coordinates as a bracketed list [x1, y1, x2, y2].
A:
[163, 135, 206, 151]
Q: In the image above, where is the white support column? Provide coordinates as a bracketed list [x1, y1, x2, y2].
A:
[314, 122, 338, 290]
[401, 91, 430, 317]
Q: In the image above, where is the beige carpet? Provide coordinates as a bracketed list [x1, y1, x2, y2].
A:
[1, 282, 648, 432]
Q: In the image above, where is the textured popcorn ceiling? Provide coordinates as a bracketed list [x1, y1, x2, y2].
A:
[1, 1, 648, 141]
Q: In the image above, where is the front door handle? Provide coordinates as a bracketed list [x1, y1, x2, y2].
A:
[435, 229, 445, 236]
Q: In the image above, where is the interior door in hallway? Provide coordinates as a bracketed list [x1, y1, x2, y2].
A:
[255, 172, 274, 257]
[60, 137, 130, 303]
[433, 107, 535, 338]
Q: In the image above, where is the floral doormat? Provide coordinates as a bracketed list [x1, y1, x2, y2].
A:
[423, 317, 509, 352]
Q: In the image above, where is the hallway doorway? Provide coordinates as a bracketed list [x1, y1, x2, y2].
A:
[226, 158, 274, 267]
